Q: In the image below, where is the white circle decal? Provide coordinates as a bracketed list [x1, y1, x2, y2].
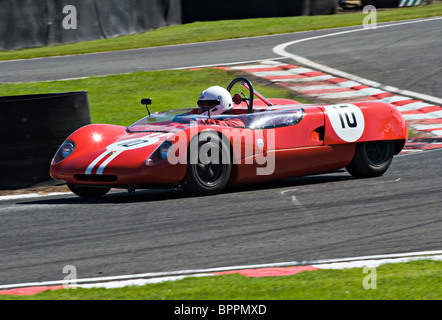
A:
[106, 135, 164, 152]
[325, 104, 365, 142]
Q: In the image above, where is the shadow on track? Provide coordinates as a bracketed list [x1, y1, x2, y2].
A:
[17, 170, 354, 206]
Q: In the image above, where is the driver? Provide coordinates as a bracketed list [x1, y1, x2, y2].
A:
[197, 86, 233, 116]
[195, 86, 244, 128]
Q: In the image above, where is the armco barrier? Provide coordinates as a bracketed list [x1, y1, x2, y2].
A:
[0, 92, 90, 189]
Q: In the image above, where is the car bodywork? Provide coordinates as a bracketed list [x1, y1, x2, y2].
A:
[50, 77, 407, 197]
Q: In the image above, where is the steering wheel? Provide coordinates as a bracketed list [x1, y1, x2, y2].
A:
[227, 77, 254, 113]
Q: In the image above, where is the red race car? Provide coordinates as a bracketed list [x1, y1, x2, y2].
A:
[50, 77, 407, 198]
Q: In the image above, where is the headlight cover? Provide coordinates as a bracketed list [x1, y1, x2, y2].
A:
[146, 141, 173, 166]
[52, 140, 76, 164]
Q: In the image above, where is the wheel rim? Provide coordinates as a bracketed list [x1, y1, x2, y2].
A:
[196, 162, 223, 185]
[193, 143, 225, 187]
[364, 141, 391, 166]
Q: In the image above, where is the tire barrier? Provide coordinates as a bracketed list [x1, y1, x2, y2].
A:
[0, 0, 182, 50]
[0, 92, 90, 189]
[1, 0, 339, 50]
[182, 0, 339, 23]
[361, 0, 426, 7]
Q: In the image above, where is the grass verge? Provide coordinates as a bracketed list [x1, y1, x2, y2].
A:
[0, 68, 310, 126]
[1, 4, 441, 61]
[1, 260, 440, 300]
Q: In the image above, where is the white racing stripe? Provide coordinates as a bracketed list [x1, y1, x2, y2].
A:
[85, 151, 109, 175]
[85, 133, 170, 175]
[96, 151, 123, 175]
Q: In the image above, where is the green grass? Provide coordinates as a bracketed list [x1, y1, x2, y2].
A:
[0, 68, 309, 126]
[2, 260, 440, 300]
[1, 4, 441, 61]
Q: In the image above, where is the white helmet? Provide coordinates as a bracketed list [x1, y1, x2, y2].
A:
[197, 86, 233, 116]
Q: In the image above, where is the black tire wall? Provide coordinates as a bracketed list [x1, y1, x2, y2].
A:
[0, 0, 182, 50]
[0, 92, 90, 189]
[361, 0, 399, 7]
[181, 0, 339, 23]
[0, 0, 339, 50]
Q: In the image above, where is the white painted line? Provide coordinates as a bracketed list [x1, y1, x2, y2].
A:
[231, 62, 287, 70]
[76, 274, 213, 289]
[379, 95, 414, 103]
[312, 255, 442, 270]
[0, 192, 72, 201]
[260, 60, 289, 66]
[336, 80, 363, 88]
[411, 123, 442, 130]
[253, 67, 314, 77]
[395, 101, 435, 112]
[75, 254, 442, 289]
[269, 74, 335, 82]
[1, 250, 441, 290]
[169, 57, 286, 71]
[289, 84, 342, 91]
[403, 110, 442, 120]
[272, 17, 442, 106]
[307, 88, 386, 99]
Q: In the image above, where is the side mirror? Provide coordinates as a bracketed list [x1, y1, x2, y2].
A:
[141, 98, 152, 105]
[141, 98, 152, 116]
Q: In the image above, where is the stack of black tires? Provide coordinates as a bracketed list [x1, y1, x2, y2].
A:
[0, 92, 90, 189]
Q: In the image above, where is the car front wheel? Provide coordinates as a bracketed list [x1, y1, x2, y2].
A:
[184, 132, 231, 195]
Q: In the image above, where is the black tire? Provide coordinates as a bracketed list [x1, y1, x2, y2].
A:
[184, 132, 231, 195]
[67, 183, 110, 198]
[346, 140, 395, 178]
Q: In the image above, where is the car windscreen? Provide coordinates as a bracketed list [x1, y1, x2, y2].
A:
[128, 108, 196, 132]
[127, 107, 304, 132]
[246, 108, 304, 129]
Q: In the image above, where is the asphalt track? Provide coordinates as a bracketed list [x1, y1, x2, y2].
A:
[0, 150, 441, 285]
[0, 18, 441, 286]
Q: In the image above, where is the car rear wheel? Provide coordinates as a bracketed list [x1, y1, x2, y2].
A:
[346, 140, 395, 178]
[184, 132, 231, 195]
[67, 183, 111, 198]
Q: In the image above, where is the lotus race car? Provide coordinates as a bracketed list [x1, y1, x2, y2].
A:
[50, 77, 407, 198]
